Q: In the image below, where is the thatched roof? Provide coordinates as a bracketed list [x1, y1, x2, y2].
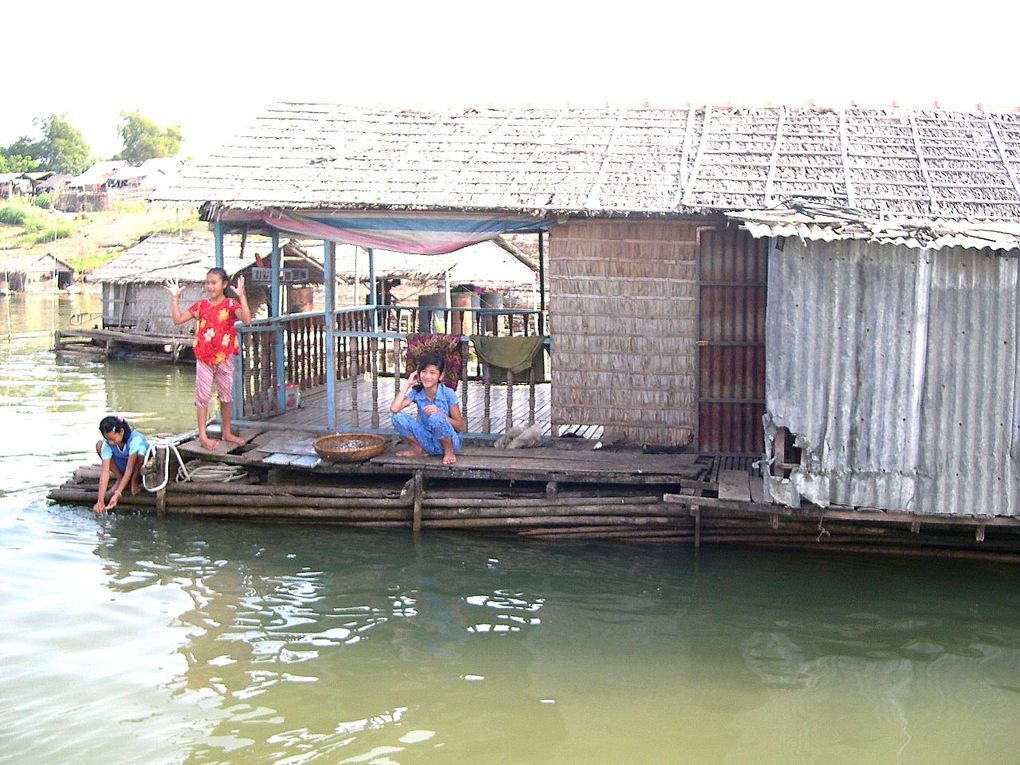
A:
[0, 253, 74, 274]
[333, 239, 537, 286]
[87, 233, 312, 284]
[155, 103, 1020, 224]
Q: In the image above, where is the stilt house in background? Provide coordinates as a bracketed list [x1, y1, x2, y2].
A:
[0, 253, 75, 291]
[154, 104, 1020, 518]
[88, 232, 323, 335]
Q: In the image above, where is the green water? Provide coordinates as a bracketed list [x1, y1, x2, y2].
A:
[3, 293, 1020, 764]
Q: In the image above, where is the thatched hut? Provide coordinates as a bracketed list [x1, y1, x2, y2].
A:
[154, 104, 1020, 519]
[88, 233, 322, 335]
[0, 253, 75, 291]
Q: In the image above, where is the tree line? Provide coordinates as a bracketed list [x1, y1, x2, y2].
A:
[0, 111, 183, 175]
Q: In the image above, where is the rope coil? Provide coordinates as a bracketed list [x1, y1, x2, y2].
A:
[142, 436, 246, 492]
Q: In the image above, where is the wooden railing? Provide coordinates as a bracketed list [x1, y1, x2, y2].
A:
[235, 305, 548, 434]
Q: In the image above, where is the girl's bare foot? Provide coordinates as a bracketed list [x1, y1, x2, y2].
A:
[442, 451, 457, 465]
[396, 447, 428, 458]
[223, 432, 246, 445]
[200, 437, 219, 451]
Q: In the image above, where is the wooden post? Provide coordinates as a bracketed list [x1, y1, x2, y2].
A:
[214, 220, 224, 269]
[271, 230, 287, 412]
[693, 505, 701, 548]
[538, 232, 545, 336]
[324, 240, 337, 431]
[412, 470, 424, 533]
[505, 368, 514, 434]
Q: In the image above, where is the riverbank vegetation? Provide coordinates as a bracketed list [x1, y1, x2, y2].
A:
[0, 197, 201, 275]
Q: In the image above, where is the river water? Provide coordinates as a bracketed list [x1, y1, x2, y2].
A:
[3, 292, 1020, 764]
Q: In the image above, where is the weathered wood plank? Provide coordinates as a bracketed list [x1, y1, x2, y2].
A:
[718, 469, 752, 502]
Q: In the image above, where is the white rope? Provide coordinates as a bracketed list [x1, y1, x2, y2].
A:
[179, 460, 247, 483]
[142, 437, 246, 492]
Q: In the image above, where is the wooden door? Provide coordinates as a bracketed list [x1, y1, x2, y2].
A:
[697, 227, 768, 453]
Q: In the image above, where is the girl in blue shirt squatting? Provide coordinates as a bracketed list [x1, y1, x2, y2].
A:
[93, 415, 150, 514]
[390, 353, 464, 465]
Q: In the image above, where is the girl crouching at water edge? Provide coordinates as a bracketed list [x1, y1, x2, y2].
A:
[390, 353, 464, 465]
[165, 268, 252, 450]
[94, 416, 149, 514]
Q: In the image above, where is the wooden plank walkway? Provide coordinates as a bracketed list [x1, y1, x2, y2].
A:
[258, 379, 603, 439]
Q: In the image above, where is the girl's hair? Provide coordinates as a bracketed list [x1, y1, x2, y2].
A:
[207, 267, 239, 299]
[99, 415, 132, 442]
[416, 353, 445, 374]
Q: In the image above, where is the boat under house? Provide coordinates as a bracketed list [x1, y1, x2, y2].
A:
[51, 104, 1020, 556]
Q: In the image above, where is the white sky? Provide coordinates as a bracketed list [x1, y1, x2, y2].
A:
[5, 0, 1017, 158]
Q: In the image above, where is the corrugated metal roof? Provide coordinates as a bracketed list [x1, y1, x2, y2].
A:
[730, 203, 1020, 251]
[765, 238, 1019, 517]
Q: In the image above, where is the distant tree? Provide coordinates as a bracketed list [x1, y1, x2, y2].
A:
[116, 110, 183, 164]
[0, 153, 40, 173]
[35, 114, 93, 175]
[5, 135, 43, 160]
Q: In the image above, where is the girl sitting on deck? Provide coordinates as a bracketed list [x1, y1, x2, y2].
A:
[93, 416, 149, 514]
[390, 353, 464, 465]
[165, 268, 252, 451]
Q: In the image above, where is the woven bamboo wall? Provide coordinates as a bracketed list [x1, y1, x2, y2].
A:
[103, 282, 270, 336]
[550, 220, 712, 446]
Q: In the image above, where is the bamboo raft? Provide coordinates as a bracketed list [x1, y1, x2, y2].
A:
[48, 427, 1020, 559]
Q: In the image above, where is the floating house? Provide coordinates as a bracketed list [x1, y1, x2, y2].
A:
[49, 104, 1020, 554]
[56, 232, 322, 359]
[0, 252, 75, 291]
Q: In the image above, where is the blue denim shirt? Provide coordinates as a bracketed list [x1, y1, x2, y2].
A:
[406, 384, 460, 419]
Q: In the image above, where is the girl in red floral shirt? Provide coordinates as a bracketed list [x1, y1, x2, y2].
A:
[166, 268, 252, 450]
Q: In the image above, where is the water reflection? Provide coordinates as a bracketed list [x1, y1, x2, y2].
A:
[4, 293, 1020, 764]
[93, 520, 569, 763]
[79, 514, 1020, 764]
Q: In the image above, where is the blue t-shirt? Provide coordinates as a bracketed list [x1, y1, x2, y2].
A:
[100, 430, 149, 463]
[405, 384, 460, 419]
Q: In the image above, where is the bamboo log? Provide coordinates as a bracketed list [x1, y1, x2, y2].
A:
[159, 505, 410, 520]
[524, 530, 693, 540]
[422, 495, 663, 509]
[421, 515, 681, 529]
[69, 477, 405, 501]
[165, 494, 407, 509]
[49, 487, 155, 506]
[518, 525, 690, 537]
[424, 504, 688, 520]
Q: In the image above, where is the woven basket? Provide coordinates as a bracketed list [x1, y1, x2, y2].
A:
[313, 433, 387, 463]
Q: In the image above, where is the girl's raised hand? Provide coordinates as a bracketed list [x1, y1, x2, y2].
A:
[234, 275, 245, 294]
[164, 279, 184, 298]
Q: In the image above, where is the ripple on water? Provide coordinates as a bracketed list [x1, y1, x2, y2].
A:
[4, 294, 1020, 764]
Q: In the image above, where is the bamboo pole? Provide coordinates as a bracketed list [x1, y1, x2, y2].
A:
[423, 505, 689, 519]
[422, 495, 663, 508]
[421, 515, 681, 529]
[165, 495, 408, 509]
[158, 505, 410, 521]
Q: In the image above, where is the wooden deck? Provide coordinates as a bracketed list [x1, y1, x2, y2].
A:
[47, 424, 1020, 557]
[256, 379, 604, 439]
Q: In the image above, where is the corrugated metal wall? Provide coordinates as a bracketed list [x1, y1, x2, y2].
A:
[549, 220, 701, 445]
[766, 238, 1020, 517]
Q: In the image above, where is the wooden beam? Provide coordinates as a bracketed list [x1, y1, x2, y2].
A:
[671, 105, 697, 210]
[839, 109, 857, 208]
[762, 106, 787, 206]
[681, 106, 712, 208]
[907, 111, 941, 215]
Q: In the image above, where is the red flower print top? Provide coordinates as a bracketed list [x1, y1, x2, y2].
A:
[188, 298, 241, 365]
